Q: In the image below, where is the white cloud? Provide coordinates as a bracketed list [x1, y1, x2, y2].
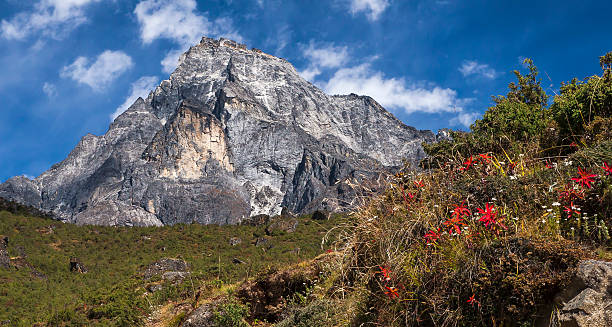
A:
[323, 63, 465, 114]
[1, 0, 101, 40]
[111, 76, 159, 120]
[450, 112, 480, 128]
[459, 60, 499, 79]
[134, 0, 243, 73]
[349, 0, 390, 21]
[298, 41, 349, 81]
[42, 82, 57, 97]
[302, 41, 349, 69]
[60, 50, 133, 91]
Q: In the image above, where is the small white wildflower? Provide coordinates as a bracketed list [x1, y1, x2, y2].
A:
[541, 219, 546, 223]
[492, 197, 497, 201]
[499, 161, 505, 165]
[542, 205, 547, 209]
[547, 209, 553, 212]
[434, 205, 439, 208]
[510, 175, 517, 180]
[571, 227, 575, 230]
[552, 202, 561, 206]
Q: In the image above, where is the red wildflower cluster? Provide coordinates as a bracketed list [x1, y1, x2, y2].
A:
[571, 167, 598, 189]
[458, 153, 491, 172]
[459, 156, 475, 171]
[476, 203, 507, 234]
[478, 153, 492, 163]
[443, 203, 471, 235]
[443, 216, 467, 235]
[377, 266, 400, 299]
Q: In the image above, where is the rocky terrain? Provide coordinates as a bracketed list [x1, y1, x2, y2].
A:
[0, 37, 436, 226]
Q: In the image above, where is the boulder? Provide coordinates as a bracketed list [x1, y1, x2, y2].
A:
[241, 214, 270, 226]
[266, 218, 298, 235]
[162, 271, 191, 283]
[181, 300, 223, 327]
[557, 260, 612, 327]
[142, 258, 189, 280]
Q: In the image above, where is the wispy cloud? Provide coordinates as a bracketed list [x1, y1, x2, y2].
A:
[459, 60, 499, 79]
[298, 41, 349, 81]
[42, 82, 57, 97]
[323, 63, 467, 115]
[60, 50, 133, 91]
[449, 111, 479, 128]
[134, 0, 243, 73]
[348, 0, 390, 21]
[111, 76, 159, 120]
[1, 0, 101, 40]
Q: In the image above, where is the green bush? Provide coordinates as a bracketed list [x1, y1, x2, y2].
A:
[213, 300, 249, 327]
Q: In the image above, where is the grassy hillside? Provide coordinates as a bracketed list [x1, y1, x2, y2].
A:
[0, 210, 341, 326]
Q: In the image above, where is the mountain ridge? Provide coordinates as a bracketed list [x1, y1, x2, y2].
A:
[0, 36, 437, 226]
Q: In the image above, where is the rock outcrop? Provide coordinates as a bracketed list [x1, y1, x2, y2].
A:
[556, 260, 612, 327]
[0, 37, 436, 226]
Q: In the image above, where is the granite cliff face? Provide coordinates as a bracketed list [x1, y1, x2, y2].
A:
[0, 37, 436, 226]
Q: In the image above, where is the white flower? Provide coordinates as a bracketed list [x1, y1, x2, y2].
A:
[552, 202, 561, 206]
[509, 175, 517, 180]
[547, 209, 553, 212]
[492, 197, 497, 201]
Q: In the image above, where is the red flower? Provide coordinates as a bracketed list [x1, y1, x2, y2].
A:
[477, 203, 496, 227]
[478, 153, 492, 163]
[377, 266, 392, 282]
[571, 167, 598, 189]
[467, 294, 480, 307]
[558, 185, 584, 201]
[564, 202, 579, 219]
[545, 160, 553, 169]
[414, 180, 424, 188]
[477, 203, 507, 233]
[401, 188, 415, 204]
[459, 156, 475, 171]
[326, 249, 333, 253]
[443, 216, 467, 235]
[424, 228, 441, 244]
[385, 286, 400, 299]
[603, 162, 612, 176]
[452, 203, 471, 220]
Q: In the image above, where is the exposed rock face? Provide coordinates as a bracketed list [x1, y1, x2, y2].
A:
[556, 260, 612, 327]
[0, 237, 9, 269]
[0, 37, 436, 226]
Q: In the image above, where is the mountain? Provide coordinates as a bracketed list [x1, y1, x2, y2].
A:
[0, 37, 436, 226]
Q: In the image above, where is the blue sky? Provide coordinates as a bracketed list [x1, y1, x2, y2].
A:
[0, 0, 610, 182]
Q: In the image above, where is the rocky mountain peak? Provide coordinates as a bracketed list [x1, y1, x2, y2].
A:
[0, 37, 436, 226]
